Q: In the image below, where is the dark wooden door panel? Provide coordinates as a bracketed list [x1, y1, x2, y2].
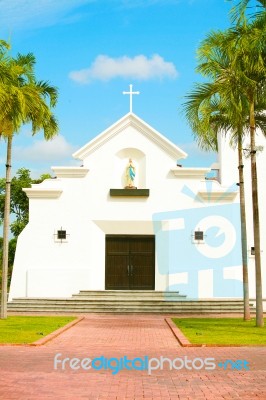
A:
[105, 235, 155, 290]
[106, 237, 129, 254]
[130, 238, 154, 253]
[106, 255, 129, 289]
[130, 254, 154, 289]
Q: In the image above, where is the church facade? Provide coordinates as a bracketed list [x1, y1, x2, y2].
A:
[8, 111, 266, 305]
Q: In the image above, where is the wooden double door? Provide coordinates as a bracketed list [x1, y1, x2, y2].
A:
[105, 235, 155, 290]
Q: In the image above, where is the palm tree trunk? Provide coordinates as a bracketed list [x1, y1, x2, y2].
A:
[1, 135, 12, 319]
[238, 134, 250, 321]
[250, 100, 264, 327]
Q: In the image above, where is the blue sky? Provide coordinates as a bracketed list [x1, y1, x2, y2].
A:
[0, 0, 236, 177]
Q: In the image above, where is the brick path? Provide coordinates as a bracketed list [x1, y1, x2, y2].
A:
[0, 314, 265, 400]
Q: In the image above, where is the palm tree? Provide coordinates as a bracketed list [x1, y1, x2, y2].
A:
[0, 48, 58, 319]
[229, 0, 266, 328]
[237, 133, 250, 321]
[185, 84, 255, 321]
[230, 0, 266, 25]
[187, 8, 266, 325]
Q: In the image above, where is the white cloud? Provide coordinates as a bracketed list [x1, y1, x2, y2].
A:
[0, 0, 95, 30]
[69, 54, 178, 84]
[13, 135, 78, 163]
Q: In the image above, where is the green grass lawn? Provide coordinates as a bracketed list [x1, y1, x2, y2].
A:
[172, 318, 266, 345]
[0, 316, 76, 344]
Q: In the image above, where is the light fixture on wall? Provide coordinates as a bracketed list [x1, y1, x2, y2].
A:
[192, 229, 205, 244]
[54, 227, 69, 243]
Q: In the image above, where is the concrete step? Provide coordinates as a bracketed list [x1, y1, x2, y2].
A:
[8, 299, 248, 305]
[8, 301, 253, 314]
[8, 310, 248, 314]
[10, 299, 203, 305]
[72, 291, 187, 300]
[74, 290, 182, 295]
[7, 302, 248, 308]
[7, 290, 255, 314]
[7, 306, 248, 313]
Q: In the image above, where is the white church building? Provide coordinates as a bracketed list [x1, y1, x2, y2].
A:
[8, 88, 266, 307]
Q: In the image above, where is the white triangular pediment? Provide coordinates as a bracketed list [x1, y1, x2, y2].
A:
[72, 112, 187, 161]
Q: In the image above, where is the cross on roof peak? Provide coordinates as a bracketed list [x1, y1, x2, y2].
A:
[122, 84, 140, 113]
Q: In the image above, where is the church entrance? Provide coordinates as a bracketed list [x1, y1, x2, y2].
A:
[105, 235, 155, 290]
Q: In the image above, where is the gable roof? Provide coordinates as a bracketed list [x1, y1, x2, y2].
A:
[72, 112, 187, 161]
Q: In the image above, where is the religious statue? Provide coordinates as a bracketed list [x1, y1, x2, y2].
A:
[125, 158, 136, 189]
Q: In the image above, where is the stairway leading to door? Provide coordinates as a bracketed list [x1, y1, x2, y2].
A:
[7, 290, 254, 314]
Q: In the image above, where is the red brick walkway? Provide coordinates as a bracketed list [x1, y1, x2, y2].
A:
[0, 314, 265, 399]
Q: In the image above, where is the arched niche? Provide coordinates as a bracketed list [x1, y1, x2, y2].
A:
[113, 148, 146, 188]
